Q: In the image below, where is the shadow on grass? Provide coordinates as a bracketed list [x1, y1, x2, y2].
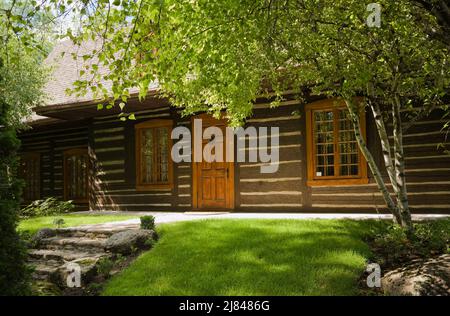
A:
[103, 219, 376, 296]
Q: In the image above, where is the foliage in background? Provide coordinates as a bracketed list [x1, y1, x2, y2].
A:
[0, 0, 57, 52]
[0, 60, 32, 296]
[20, 197, 75, 219]
[140, 215, 155, 230]
[0, 41, 48, 127]
[0, 1, 50, 294]
[0, 0, 51, 128]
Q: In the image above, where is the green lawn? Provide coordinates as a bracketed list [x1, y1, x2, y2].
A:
[103, 219, 374, 296]
[18, 214, 138, 235]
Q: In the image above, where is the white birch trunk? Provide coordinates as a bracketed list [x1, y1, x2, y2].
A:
[368, 99, 398, 194]
[392, 95, 413, 229]
[344, 98, 402, 224]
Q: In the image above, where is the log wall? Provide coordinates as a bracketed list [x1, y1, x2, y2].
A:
[19, 121, 89, 210]
[236, 97, 305, 211]
[19, 97, 450, 214]
[308, 109, 450, 213]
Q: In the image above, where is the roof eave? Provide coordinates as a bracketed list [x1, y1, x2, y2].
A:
[34, 89, 162, 120]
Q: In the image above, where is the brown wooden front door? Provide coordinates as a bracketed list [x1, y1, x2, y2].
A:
[192, 114, 234, 210]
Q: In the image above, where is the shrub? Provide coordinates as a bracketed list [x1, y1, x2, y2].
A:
[144, 238, 156, 248]
[412, 219, 449, 255]
[96, 258, 114, 278]
[20, 197, 75, 218]
[53, 218, 65, 228]
[17, 230, 33, 244]
[0, 97, 32, 295]
[140, 215, 155, 230]
[368, 219, 450, 267]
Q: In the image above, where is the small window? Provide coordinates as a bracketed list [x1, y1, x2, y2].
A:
[20, 153, 40, 201]
[64, 148, 89, 202]
[135, 119, 173, 190]
[305, 99, 368, 186]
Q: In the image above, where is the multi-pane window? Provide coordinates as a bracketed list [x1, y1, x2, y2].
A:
[306, 99, 368, 185]
[20, 153, 40, 201]
[338, 110, 360, 176]
[64, 148, 89, 202]
[135, 120, 173, 190]
[313, 110, 335, 177]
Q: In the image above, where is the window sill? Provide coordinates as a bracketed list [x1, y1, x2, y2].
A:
[307, 178, 369, 187]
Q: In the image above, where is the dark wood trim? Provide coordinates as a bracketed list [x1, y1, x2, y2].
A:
[20, 152, 41, 202]
[124, 120, 136, 187]
[63, 148, 89, 203]
[299, 106, 312, 208]
[87, 120, 95, 210]
[306, 178, 370, 186]
[33, 89, 161, 119]
[49, 139, 55, 197]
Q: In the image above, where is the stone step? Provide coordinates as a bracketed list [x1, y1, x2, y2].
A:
[39, 236, 107, 251]
[28, 226, 156, 294]
[28, 259, 61, 281]
[53, 228, 120, 239]
[28, 255, 106, 288]
[28, 248, 108, 262]
[32, 280, 62, 296]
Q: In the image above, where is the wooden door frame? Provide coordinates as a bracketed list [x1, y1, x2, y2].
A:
[191, 113, 235, 210]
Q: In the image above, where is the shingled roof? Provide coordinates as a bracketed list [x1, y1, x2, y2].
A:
[43, 40, 158, 107]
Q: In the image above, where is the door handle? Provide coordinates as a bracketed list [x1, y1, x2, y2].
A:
[226, 167, 229, 178]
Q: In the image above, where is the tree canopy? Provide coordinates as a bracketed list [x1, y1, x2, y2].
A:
[2, 1, 449, 124]
[1, 0, 51, 128]
[50, 0, 449, 126]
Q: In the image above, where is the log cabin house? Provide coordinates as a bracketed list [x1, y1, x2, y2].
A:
[18, 41, 450, 213]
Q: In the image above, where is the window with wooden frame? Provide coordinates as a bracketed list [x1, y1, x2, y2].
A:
[305, 99, 368, 186]
[135, 119, 173, 190]
[64, 148, 89, 202]
[20, 153, 41, 201]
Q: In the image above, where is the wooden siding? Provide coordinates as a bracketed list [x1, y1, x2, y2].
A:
[19, 121, 90, 210]
[237, 97, 305, 211]
[18, 96, 450, 214]
[307, 109, 450, 214]
[91, 106, 178, 211]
